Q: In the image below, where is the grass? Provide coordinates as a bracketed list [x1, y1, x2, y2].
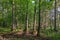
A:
[0, 26, 23, 33]
[0, 27, 10, 33]
[41, 28, 60, 40]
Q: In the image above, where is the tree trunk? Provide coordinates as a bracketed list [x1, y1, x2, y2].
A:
[24, 0, 29, 34]
[54, 0, 57, 31]
[33, 3, 37, 35]
[11, 0, 15, 31]
[37, 0, 41, 36]
[25, 13, 29, 34]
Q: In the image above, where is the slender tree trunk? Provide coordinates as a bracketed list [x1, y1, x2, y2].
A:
[25, 13, 28, 34]
[33, 2, 37, 35]
[24, 0, 29, 34]
[37, 0, 41, 36]
[54, 0, 57, 31]
[33, 8, 36, 31]
[11, 0, 15, 31]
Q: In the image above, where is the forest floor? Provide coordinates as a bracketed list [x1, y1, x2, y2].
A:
[0, 27, 60, 40]
[0, 30, 50, 40]
[0, 30, 60, 40]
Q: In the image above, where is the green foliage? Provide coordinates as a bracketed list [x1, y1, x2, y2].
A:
[40, 0, 54, 9]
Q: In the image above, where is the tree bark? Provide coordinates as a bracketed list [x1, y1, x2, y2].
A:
[25, 13, 28, 34]
[37, 0, 41, 36]
[33, 2, 37, 35]
[11, 0, 15, 31]
[54, 0, 57, 31]
[24, 0, 29, 34]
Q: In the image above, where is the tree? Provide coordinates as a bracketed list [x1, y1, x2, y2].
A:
[24, 0, 29, 34]
[37, 0, 41, 36]
[54, 0, 57, 31]
[11, 0, 15, 31]
[32, 0, 37, 35]
[37, 0, 54, 36]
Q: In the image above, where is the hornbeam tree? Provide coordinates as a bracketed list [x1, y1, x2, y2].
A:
[11, 0, 15, 31]
[24, 0, 29, 34]
[37, 0, 54, 36]
[54, 0, 57, 31]
[37, 0, 41, 36]
[32, 0, 37, 35]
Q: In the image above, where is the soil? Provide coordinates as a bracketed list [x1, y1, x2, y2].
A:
[0, 30, 50, 40]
